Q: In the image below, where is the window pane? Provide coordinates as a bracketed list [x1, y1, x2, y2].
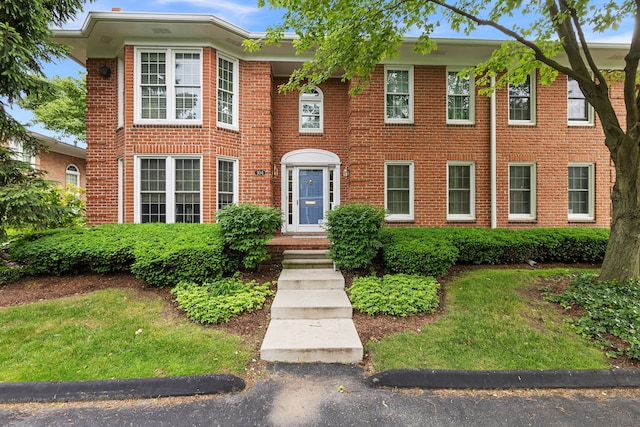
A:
[509, 76, 531, 121]
[386, 164, 410, 215]
[218, 159, 235, 210]
[175, 87, 200, 120]
[509, 165, 532, 215]
[218, 58, 235, 125]
[568, 78, 588, 121]
[448, 165, 471, 215]
[568, 166, 590, 214]
[386, 69, 411, 120]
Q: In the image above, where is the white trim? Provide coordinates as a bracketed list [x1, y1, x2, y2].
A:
[117, 57, 124, 128]
[384, 65, 414, 124]
[508, 162, 536, 220]
[508, 72, 536, 125]
[446, 68, 475, 125]
[134, 155, 203, 224]
[117, 157, 124, 224]
[568, 162, 595, 220]
[216, 53, 239, 131]
[299, 87, 324, 133]
[446, 161, 476, 220]
[216, 156, 239, 210]
[384, 160, 414, 221]
[567, 75, 595, 126]
[134, 47, 203, 125]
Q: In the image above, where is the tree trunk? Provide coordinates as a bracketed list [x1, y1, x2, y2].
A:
[598, 134, 640, 282]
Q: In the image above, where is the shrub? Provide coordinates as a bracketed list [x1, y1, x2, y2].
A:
[325, 203, 386, 270]
[171, 277, 275, 324]
[547, 274, 640, 361]
[216, 204, 282, 269]
[0, 265, 26, 285]
[382, 234, 458, 276]
[349, 274, 440, 316]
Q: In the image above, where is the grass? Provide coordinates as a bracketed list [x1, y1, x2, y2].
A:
[0, 288, 252, 382]
[367, 268, 610, 371]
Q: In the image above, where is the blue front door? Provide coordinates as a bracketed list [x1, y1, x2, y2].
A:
[298, 169, 324, 226]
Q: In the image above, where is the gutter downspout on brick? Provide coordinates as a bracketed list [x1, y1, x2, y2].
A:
[491, 75, 497, 229]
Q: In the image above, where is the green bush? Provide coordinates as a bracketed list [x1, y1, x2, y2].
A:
[547, 274, 640, 360]
[171, 277, 275, 324]
[8, 223, 232, 287]
[325, 203, 386, 270]
[0, 265, 26, 285]
[216, 204, 282, 269]
[382, 234, 458, 276]
[349, 274, 440, 316]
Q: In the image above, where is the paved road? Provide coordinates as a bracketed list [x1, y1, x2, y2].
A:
[2, 365, 638, 427]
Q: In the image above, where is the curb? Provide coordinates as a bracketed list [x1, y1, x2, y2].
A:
[366, 368, 640, 389]
[0, 374, 245, 403]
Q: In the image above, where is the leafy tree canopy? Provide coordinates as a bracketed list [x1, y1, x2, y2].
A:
[18, 74, 87, 143]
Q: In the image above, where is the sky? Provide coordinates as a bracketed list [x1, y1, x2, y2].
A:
[11, 0, 636, 144]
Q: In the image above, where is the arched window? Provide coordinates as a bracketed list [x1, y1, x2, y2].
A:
[299, 87, 323, 133]
[66, 164, 80, 187]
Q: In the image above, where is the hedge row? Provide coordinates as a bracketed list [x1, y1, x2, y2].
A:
[381, 227, 609, 276]
[7, 223, 232, 287]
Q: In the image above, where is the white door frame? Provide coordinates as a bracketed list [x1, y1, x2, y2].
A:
[281, 149, 341, 233]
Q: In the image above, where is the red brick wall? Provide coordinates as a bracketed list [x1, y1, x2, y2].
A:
[85, 49, 616, 229]
[38, 150, 86, 191]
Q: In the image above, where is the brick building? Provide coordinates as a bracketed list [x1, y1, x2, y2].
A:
[9, 131, 86, 191]
[54, 11, 624, 231]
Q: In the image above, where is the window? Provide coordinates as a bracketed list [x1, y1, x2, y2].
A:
[299, 88, 323, 132]
[66, 165, 80, 187]
[568, 77, 593, 125]
[137, 48, 202, 123]
[568, 163, 594, 220]
[8, 140, 35, 165]
[447, 69, 474, 124]
[217, 158, 238, 210]
[137, 156, 201, 223]
[385, 161, 414, 220]
[508, 73, 535, 124]
[217, 54, 239, 130]
[385, 66, 413, 123]
[509, 163, 536, 220]
[447, 162, 475, 220]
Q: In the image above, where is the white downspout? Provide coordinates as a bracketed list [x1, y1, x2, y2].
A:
[491, 75, 497, 229]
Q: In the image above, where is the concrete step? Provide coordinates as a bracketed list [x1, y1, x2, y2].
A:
[260, 319, 364, 363]
[282, 249, 329, 260]
[277, 268, 345, 290]
[271, 290, 353, 319]
[281, 258, 334, 269]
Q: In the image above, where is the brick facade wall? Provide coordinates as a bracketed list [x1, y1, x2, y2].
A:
[37, 150, 86, 190]
[84, 46, 616, 229]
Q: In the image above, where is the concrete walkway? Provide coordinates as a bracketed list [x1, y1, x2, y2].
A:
[260, 250, 364, 363]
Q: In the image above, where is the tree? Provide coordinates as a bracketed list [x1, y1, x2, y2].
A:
[250, 0, 640, 282]
[0, 0, 90, 239]
[18, 74, 87, 143]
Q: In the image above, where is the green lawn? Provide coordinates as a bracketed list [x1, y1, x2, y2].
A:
[0, 288, 251, 382]
[367, 268, 610, 371]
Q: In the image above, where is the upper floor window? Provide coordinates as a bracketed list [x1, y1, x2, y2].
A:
[508, 73, 535, 124]
[136, 48, 202, 124]
[567, 77, 593, 125]
[447, 69, 474, 124]
[385, 161, 414, 221]
[299, 88, 323, 133]
[568, 163, 595, 220]
[385, 65, 413, 124]
[66, 164, 80, 187]
[136, 156, 201, 224]
[509, 163, 536, 220]
[447, 161, 475, 220]
[217, 54, 239, 130]
[8, 140, 35, 165]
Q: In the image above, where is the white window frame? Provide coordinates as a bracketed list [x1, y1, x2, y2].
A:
[508, 73, 536, 125]
[384, 65, 414, 124]
[134, 47, 203, 125]
[65, 164, 80, 187]
[446, 68, 475, 125]
[217, 53, 239, 131]
[216, 156, 239, 210]
[384, 161, 414, 221]
[299, 87, 324, 133]
[117, 57, 124, 128]
[447, 161, 475, 220]
[134, 155, 203, 224]
[508, 162, 536, 220]
[568, 163, 595, 220]
[567, 76, 594, 126]
[8, 140, 35, 166]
